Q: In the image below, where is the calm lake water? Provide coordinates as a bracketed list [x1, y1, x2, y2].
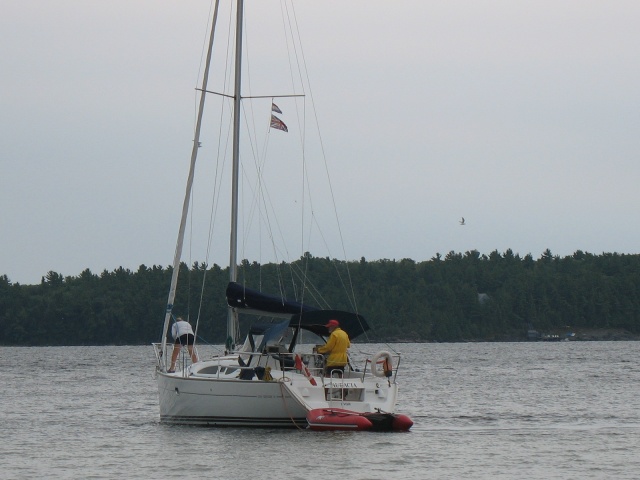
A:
[2, 342, 640, 479]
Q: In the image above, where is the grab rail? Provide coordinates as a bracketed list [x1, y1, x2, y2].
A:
[152, 342, 201, 374]
[153, 344, 401, 384]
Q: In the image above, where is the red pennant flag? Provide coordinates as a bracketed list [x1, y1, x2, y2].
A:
[270, 114, 288, 132]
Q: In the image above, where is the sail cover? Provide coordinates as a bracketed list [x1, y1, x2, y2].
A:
[290, 310, 370, 340]
[226, 282, 318, 316]
[226, 282, 370, 340]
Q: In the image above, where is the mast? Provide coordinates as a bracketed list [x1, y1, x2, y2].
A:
[227, 0, 244, 348]
[160, 0, 221, 367]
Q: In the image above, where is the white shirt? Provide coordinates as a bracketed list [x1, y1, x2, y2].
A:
[171, 320, 194, 339]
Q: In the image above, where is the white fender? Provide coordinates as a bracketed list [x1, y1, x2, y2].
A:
[371, 350, 393, 378]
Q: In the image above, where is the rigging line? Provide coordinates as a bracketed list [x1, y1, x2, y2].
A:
[193, 0, 217, 131]
[195, 4, 232, 342]
[246, 111, 308, 302]
[240, 103, 290, 292]
[236, 107, 281, 265]
[270, 2, 306, 309]
[238, 102, 257, 263]
[236, 126, 267, 293]
[260, 102, 272, 168]
[280, 0, 307, 148]
[284, 1, 356, 314]
[238, 6, 284, 258]
[289, 1, 359, 314]
[257, 165, 291, 302]
[238, 8, 263, 188]
[300, 243, 310, 310]
[259, 171, 289, 301]
[239, 8, 290, 296]
[290, 208, 356, 312]
[250, 111, 265, 293]
[285, 260, 332, 310]
[220, 0, 236, 314]
[161, 0, 222, 351]
[258, 105, 274, 294]
[196, 6, 236, 342]
[244, 110, 271, 247]
[238, 2, 309, 306]
[237, 110, 295, 300]
[232, 126, 273, 291]
[286, 256, 300, 305]
[252, 159, 290, 302]
[216, 2, 243, 345]
[195, 96, 232, 340]
[278, 381, 306, 431]
[187, 1, 211, 333]
[280, 1, 310, 309]
[257, 183, 295, 303]
[188, 168, 193, 321]
[298, 98, 308, 308]
[239, 225, 324, 309]
[310, 214, 358, 312]
[222, 2, 234, 100]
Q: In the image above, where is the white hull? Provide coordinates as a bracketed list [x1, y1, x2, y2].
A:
[157, 356, 399, 428]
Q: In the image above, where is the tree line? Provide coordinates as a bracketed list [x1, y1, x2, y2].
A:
[1, 249, 639, 346]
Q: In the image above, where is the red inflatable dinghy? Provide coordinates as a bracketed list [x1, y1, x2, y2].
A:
[307, 408, 413, 432]
[307, 408, 373, 431]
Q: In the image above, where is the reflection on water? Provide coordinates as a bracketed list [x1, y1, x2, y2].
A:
[2, 342, 640, 479]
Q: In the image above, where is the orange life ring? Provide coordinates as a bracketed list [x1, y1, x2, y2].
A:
[371, 351, 393, 378]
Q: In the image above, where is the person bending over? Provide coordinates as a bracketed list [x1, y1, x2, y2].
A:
[168, 317, 198, 373]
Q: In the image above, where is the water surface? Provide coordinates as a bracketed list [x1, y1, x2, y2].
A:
[2, 342, 639, 479]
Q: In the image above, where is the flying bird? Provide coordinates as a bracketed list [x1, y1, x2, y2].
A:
[459, 217, 465, 225]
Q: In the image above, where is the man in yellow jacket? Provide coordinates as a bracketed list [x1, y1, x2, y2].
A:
[316, 319, 350, 376]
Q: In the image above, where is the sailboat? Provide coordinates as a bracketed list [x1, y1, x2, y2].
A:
[152, 0, 410, 429]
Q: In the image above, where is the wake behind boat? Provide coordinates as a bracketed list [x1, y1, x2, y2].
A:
[152, 0, 411, 429]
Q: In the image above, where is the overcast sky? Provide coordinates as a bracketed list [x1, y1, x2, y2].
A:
[2, 0, 639, 285]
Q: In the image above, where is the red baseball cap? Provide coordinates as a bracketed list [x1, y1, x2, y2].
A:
[325, 319, 340, 328]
